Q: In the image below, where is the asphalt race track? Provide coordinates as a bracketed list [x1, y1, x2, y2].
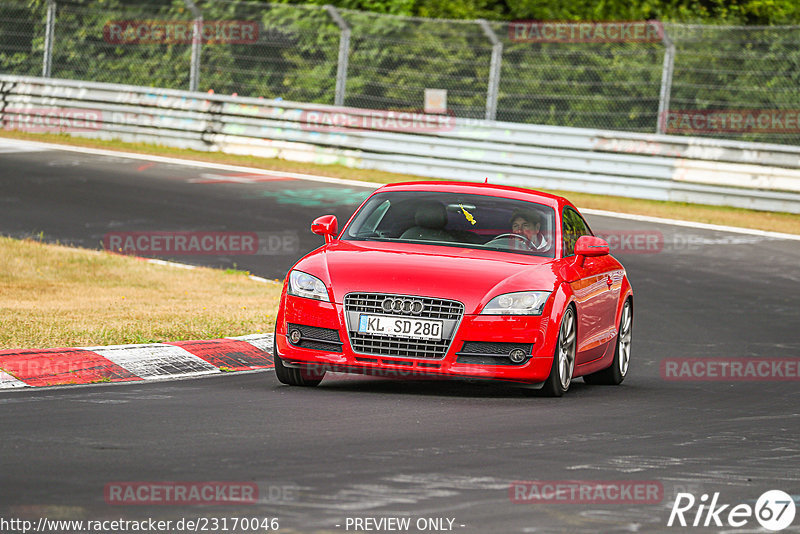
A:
[1, 140, 799, 533]
[0, 141, 374, 278]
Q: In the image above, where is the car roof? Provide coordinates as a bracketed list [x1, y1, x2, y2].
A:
[374, 181, 571, 211]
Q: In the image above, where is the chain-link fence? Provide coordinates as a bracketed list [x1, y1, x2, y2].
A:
[2, 0, 800, 145]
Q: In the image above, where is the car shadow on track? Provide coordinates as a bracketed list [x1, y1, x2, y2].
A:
[266, 372, 638, 399]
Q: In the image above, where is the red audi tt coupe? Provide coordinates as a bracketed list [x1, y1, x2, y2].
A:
[274, 182, 633, 396]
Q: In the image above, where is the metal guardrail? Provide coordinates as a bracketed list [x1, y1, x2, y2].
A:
[7, 1, 800, 145]
[2, 75, 800, 214]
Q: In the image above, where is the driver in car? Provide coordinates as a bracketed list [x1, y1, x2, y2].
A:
[510, 209, 549, 251]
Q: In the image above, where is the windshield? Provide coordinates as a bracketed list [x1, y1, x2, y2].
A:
[343, 191, 557, 258]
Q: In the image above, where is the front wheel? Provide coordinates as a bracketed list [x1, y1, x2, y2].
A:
[584, 299, 632, 386]
[541, 306, 576, 397]
[273, 337, 325, 387]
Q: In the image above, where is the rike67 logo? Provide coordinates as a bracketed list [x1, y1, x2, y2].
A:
[668, 490, 796, 531]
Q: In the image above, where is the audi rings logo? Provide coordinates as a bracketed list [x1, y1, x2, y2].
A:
[382, 297, 424, 315]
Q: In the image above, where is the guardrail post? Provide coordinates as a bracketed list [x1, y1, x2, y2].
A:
[184, 0, 202, 92]
[42, 0, 56, 78]
[478, 19, 502, 121]
[325, 5, 350, 107]
[657, 26, 675, 135]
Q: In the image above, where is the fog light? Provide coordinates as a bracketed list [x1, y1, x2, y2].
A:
[289, 329, 302, 344]
[509, 349, 526, 363]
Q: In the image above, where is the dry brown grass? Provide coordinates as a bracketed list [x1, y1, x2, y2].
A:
[0, 236, 281, 350]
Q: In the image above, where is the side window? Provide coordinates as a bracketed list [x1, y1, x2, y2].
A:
[362, 200, 390, 234]
[562, 207, 591, 257]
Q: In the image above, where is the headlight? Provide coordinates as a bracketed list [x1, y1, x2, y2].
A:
[287, 270, 330, 302]
[480, 291, 550, 315]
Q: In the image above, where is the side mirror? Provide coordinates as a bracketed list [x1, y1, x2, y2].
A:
[575, 235, 609, 257]
[311, 215, 338, 243]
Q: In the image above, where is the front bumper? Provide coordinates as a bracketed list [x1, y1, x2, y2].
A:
[276, 295, 555, 384]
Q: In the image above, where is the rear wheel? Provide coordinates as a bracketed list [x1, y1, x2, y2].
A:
[273, 337, 325, 387]
[541, 306, 576, 397]
[584, 299, 632, 386]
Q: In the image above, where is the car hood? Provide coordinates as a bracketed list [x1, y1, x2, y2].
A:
[294, 240, 561, 314]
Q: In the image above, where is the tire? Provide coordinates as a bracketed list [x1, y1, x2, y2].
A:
[541, 306, 577, 397]
[584, 299, 632, 386]
[273, 337, 325, 387]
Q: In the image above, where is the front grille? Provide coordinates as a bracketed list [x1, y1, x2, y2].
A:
[296, 340, 341, 351]
[458, 341, 533, 355]
[456, 355, 519, 366]
[344, 293, 463, 320]
[348, 332, 452, 359]
[455, 341, 533, 366]
[287, 323, 343, 352]
[344, 293, 464, 360]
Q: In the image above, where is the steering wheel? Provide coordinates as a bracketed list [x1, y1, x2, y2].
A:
[485, 233, 536, 250]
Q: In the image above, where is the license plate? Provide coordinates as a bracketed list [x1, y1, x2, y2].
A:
[358, 314, 443, 340]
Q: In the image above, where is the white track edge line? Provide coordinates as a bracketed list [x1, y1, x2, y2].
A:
[580, 208, 800, 241]
[144, 258, 278, 283]
[1, 138, 379, 189]
[6, 138, 797, 239]
[145, 258, 198, 270]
